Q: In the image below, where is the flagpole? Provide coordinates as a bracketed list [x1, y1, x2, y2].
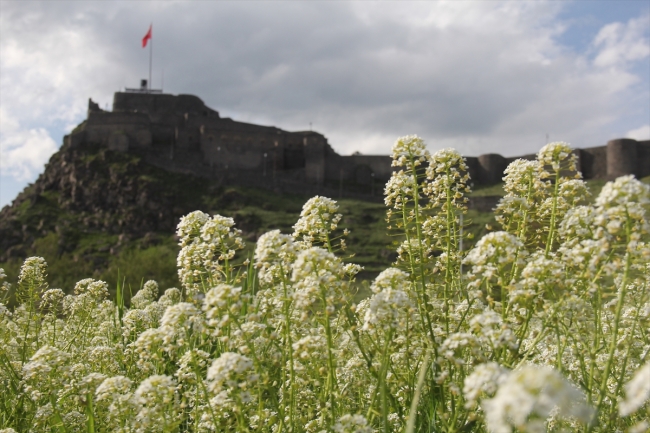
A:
[149, 25, 152, 93]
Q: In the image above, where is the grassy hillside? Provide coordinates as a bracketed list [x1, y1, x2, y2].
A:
[3, 139, 646, 299]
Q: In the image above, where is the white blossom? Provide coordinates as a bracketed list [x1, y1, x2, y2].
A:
[619, 362, 650, 416]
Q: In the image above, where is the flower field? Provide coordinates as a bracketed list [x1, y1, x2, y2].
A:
[0, 137, 649, 432]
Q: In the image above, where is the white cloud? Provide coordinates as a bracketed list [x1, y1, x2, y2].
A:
[0, 109, 58, 180]
[625, 124, 650, 141]
[593, 16, 650, 68]
[0, 0, 648, 187]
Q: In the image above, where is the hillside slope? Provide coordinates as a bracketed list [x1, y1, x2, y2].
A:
[0, 140, 402, 290]
[1, 139, 505, 293]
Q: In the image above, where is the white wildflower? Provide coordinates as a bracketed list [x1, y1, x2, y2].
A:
[131, 280, 159, 309]
[463, 362, 509, 409]
[363, 288, 413, 330]
[203, 284, 242, 334]
[133, 375, 179, 431]
[291, 247, 348, 310]
[619, 362, 650, 416]
[255, 230, 297, 285]
[206, 352, 257, 403]
[333, 413, 374, 433]
[384, 171, 418, 209]
[159, 302, 205, 350]
[596, 175, 650, 208]
[482, 364, 594, 433]
[40, 288, 65, 310]
[176, 210, 210, 247]
[293, 196, 342, 247]
[370, 268, 410, 294]
[73, 278, 109, 300]
[391, 135, 429, 167]
[537, 142, 576, 174]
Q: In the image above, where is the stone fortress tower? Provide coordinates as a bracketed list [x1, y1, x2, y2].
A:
[68, 87, 650, 199]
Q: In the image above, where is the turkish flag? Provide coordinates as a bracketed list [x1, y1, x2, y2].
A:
[142, 25, 152, 48]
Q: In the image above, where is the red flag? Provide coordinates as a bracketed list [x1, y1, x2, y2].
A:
[142, 25, 152, 48]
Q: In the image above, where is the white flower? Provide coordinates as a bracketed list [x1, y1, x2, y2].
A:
[22, 345, 71, 401]
[293, 196, 342, 247]
[464, 231, 524, 268]
[619, 362, 650, 416]
[17, 257, 48, 303]
[206, 352, 257, 396]
[131, 280, 159, 309]
[440, 333, 483, 365]
[333, 414, 374, 433]
[423, 148, 471, 210]
[391, 135, 429, 168]
[159, 302, 205, 350]
[177, 241, 219, 295]
[22, 345, 70, 381]
[482, 365, 593, 433]
[201, 214, 243, 251]
[73, 278, 109, 300]
[596, 175, 650, 208]
[537, 141, 576, 173]
[370, 268, 410, 294]
[384, 171, 418, 208]
[176, 349, 211, 384]
[255, 230, 297, 285]
[18, 256, 47, 288]
[158, 287, 181, 307]
[134, 374, 176, 406]
[363, 289, 413, 331]
[469, 310, 518, 351]
[203, 284, 242, 334]
[292, 335, 327, 360]
[40, 288, 65, 310]
[291, 247, 348, 310]
[176, 210, 210, 247]
[133, 375, 179, 430]
[558, 205, 597, 241]
[96, 375, 133, 402]
[501, 159, 543, 196]
[463, 362, 509, 409]
[160, 302, 204, 332]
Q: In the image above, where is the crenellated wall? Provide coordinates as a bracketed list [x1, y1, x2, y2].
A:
[71, 92, 649, 199]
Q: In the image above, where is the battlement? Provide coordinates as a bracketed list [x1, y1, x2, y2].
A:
[67, 91, 650, 199]
[113, 92, 219, 117]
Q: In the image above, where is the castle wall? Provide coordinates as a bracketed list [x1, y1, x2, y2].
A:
[343, 155, 393, 181]
[113, 92, 218, 116]
[477, 154, 509, 185]
[607, 139, 638, 179]
[83, 92, 650, 200]
[637, 140, 650, 178]
[304, 135, 327, 185]
[578, 146, 608, 179]
[85, 111, 152, 150]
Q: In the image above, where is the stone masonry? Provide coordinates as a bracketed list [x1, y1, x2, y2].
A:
[68, 90, 650, 198]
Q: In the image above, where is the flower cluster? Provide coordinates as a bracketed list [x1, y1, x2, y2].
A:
[0, 138, 648, 433]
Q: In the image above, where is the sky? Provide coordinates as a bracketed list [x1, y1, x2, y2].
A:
[1, 0, 649, 209]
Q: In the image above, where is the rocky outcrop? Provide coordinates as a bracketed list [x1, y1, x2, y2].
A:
[0, 140, 215, 262]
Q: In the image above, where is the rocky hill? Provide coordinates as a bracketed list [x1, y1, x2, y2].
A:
[0, 138, 412, 291]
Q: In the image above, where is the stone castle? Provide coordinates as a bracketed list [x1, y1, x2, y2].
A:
[68, 87, 650, 199]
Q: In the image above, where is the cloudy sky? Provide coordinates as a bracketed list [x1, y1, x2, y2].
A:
[1, 1, 649, 208]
